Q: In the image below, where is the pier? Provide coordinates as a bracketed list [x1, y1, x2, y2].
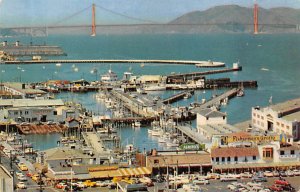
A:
[166, 66, 242, 83]
[0, 45, 66, 57]
[162, 90, 194, 104]
[175, 125, 209, 144]
[191, 88, 240, 113]
[110, 90, 156, 118]
[5, 59, 223, 66]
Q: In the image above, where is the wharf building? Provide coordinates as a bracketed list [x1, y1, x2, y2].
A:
[0, 165, 13, 192]
[251, 97, 300, 140]
[1, 82, 47, 99]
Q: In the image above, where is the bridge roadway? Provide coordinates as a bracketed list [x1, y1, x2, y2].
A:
[5, 59, 212, 65]
[191, 88, 240, 113]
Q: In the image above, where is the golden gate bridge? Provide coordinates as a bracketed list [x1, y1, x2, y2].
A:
[2, 3, 300, 37]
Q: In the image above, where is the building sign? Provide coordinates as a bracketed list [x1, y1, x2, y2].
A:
[179, 143, 205, 151]
[221, 135, 280, 145]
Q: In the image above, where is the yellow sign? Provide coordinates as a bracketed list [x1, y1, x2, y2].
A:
[221, 135, 280, 145]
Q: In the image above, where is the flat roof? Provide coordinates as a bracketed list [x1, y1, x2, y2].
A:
[199, 124, 241, 136]
[0, 165, 12, 179]
[282, 110, 300, 122]
[0, 99, 64, 107]
[270, 97, 300, 112]
[4, 82, 46, 95]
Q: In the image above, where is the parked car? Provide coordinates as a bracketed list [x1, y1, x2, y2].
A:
[279, 171, 287, 177]
[76, 181, 87, 188]
[220, 175, 238, 182]
[269, 184, 283, 191]
[252, 176, 267, 182]
[17, 182, 27, 189]
[264, 171, 274, 177]
[56, 182, 67, 189]
[16, 171, 24, 177]
[286, 170, 294, 177]
[240, 172, 252, 178]
[193, 179, 209, 185]
[19, 165, 28, 171]
[18, 175, 28, 181]
[292, 169, 300, 176]
[274, 179, 290, 186]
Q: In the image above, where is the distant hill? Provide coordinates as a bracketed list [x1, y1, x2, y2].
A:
[169, 5, 300, 33]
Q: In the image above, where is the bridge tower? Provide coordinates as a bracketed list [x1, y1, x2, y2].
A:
[253, 3, 259, 34]
[91, 3, 96, 36]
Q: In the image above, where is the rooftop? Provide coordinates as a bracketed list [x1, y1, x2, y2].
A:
[199, 124, 241, 136]
[197, 108, 226, 118]
[43, 147, 92, 160]
[270, 97, 300, 112]
[211, 147, 259, 158]
[282, 110, 300, 122]
[147, 152, 211, 167]
[4, 82, 46, 95]
[0, 99, 64, 108]
[0, 165, 12, 179]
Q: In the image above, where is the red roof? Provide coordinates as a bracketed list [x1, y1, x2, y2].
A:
[211, 147, 259, 158]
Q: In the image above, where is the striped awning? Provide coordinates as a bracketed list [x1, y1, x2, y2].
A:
[89, 167, 152, 179]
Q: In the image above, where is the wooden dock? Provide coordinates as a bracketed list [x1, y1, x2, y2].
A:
[110, 90, 156, 118]
[162, 90, 194, 104]
[190, 88, 240, 113]
[175, 125, 209, 144]
[4, 59, 220, 66]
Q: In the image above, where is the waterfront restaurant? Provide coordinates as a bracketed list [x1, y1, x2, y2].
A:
[2, 82, 47, 99]
[211, 131, 300, 172]
[145, 149, 212, 175]
[251, 97, 300, 140]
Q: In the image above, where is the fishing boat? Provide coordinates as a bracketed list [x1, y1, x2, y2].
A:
[101, 67, 118, 83]
[132, 121, 141, 128]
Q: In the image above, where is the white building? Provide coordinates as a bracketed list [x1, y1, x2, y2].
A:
[251, 98, 300, 140]
[2, 82, 47, 99]
[0, 165, 13, 192]
[196, 108, 227, 126]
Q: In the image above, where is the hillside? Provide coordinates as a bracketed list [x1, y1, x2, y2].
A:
[169, 5, 300, 33]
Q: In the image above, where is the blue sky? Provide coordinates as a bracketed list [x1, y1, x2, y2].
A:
[1, 0, 300, 27]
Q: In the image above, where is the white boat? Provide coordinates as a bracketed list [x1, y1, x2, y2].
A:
[144, 84, 166, 91]
[124, 144, 136, 153]
[147, 129, 153, 134]
[237, 89, 244, 97]
[184, 92, 192, 99]
[261, 68, 269, 71]
[151, 128, 163, 137]
[132, 121, 141, 128]
[195, 60, 225, 68]
[158, 137, 166, 143]
[166, 139, 179, 147]
[101, 69, 118, 83]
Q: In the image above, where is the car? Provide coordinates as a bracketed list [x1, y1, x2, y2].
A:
[19, 165, 28, 171]
[292, 169, 300, 176]
[240, 172, 252, 178]
[95, 181, 107, 187]
[273, 170, 280, 177]
[279, 171, 287, 177]
[269, 184, 283, 191]
[252, 176, 267, 182]
[264, 171, 274, 177]
[285, 170, 294, 177]
[274, 179, 290, 186]
[193, 179, 209, 185]
[220, 175, 238, 182]
[17, 182, 27, 189]
[83, 180, 96, 187]
[16, 171, 24, 177]
[31, 174, 40, 182]
[18, 175, 28, 181]
[76, 181, 87, 188]
[56, 182, 67, 189]
[26, 172, 33, 177]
